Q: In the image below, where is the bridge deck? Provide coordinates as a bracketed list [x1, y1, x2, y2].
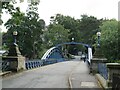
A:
[2, 56, 101, 89]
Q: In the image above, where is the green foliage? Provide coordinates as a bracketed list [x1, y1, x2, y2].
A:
[100, 19, 119, 60]
[3, 4, 45, 59]
[78, 15, 102, 45]
[44, 24, 69, 48]
[50, 14, 81, 42]
[118, 21, 120, 60]
[50, 14, 102, 54]
[50, 14, 82, 54]
[115, 60, 120, 63]
[0, 32, 2, 49]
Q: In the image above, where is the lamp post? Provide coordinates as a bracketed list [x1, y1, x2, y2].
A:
[96, 31, 101, 47]
[13, 31, 18, 45]
[4, 30, 26, 72]
[93, 31, 103, 58]
[90, 31, 107, 74]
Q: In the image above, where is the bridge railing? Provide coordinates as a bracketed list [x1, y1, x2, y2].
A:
[42, 59, 57, 65]
[43, 58, 65, 65]
[0, 60, 10, 72]
[0, 58, 65, 71]
[25, 58, 65, 70]
[25, 59, 43, 70]
[98, 63, 108, 80]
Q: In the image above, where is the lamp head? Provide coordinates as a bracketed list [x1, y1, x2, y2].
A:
[13, 31, 18, 36]
[97, 32, 101, 37]
[72, 38, 74, 41]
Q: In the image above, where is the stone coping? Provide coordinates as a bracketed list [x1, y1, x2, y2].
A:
[106, 63, 120, 68]
[92, 58, 107, 63]
[106, 63, 120, 65]
[92, 58, 107, 60]
[2, 56, 24, 59]
[95, 74, 108, 89]
[0, 71, 11, 76]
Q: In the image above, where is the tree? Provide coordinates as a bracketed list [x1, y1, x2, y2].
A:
[0, 31, 2, 49]
[4, 3, 45, 59]
[3, 7, 25, 47]
[50, 14, 83, 54]
[78, 15, 102, 45]
[100, 19, 119, 61]
[118, 21, 120, 60]
[0, 0, 40, 24]
[50, 14, 81, 42]
[44, 24, 69, 48]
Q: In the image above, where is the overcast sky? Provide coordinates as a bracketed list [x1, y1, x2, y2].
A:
[1, 0, 119, 32]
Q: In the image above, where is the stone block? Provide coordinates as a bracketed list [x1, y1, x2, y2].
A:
[106, 63, 120, 88]
[91, 58, 107, 74]
[2, 56, 26, 72]
[2, 43, 26, 72]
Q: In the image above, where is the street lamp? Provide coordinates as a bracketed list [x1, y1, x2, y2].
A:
[72, 38, 74, 42]
[13, 31, 18, 45]
[96, 31, 101, 47]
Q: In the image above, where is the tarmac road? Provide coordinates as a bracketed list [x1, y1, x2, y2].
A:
[2, 60, 80, 88]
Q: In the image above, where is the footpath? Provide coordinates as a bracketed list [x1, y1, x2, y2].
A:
[69, 60, 102, 89]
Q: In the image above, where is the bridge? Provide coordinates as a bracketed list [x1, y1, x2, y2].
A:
[1, 41, 117, 89]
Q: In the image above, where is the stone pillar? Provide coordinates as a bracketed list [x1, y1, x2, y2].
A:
[2, 43, 26, 72]
[106, 63, 120, 88]
[91, 58, 107, 74]
[90, 47, 107, 74]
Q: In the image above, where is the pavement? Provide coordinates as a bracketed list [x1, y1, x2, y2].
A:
[69, 57, 102, 89]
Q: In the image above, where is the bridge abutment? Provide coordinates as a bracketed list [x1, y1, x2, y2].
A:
[2, 43, 26, 72]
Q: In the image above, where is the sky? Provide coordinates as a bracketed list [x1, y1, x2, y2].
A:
[1, 0, 119, 32]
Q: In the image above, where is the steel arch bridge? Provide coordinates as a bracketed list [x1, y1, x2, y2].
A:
[41, 42, 92, 63]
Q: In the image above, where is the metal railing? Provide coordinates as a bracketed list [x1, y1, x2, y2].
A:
[25, 58, 65, 70]
[0, 60, 10, 72]
[1, 58, 65, 71]
[98, 63, 108, 80]
[25, 60, 43, 70]
[43, 59, 57, 65]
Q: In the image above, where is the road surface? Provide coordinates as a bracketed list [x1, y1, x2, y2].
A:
[2, 59, 80, 88]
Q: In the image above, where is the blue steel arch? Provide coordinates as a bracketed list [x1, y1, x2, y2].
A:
[41, 47, 63, 60]
[55, 42, 92, 64]
[55, 41, 91, 48]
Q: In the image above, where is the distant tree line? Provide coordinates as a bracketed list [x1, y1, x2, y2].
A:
[1, 1, 120, 61]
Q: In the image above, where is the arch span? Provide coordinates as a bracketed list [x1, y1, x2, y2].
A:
[55, 41, 91, 48]
[41, 42, 92, 64]
[55, 42, 92, 63]
[41, 47, 63, 60]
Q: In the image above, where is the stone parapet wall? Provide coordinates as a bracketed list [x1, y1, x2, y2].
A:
[106, 63, 120, 88]
[2, 43, 26, 72]
[95, 63, 120, 89]
[2, 55, 26, 72]
[91, 57, 107, 74]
